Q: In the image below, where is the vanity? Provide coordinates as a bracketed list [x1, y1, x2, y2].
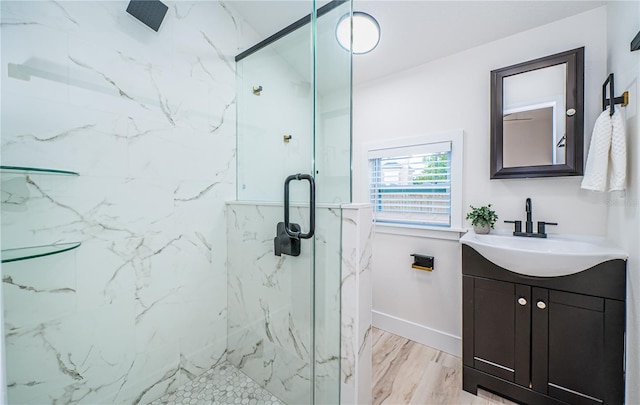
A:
[460, 231, 627, 405]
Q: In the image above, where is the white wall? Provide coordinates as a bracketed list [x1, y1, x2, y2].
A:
[605, 2, 640, 403]
[354, 7, 608, 355]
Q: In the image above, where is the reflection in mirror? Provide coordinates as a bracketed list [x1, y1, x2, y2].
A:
[490, 47, 584, 179]
[503, 64, 566, 167]
[503, 106, 554, 167]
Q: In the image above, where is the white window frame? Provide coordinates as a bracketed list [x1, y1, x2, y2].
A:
[363, 130, 464, 238]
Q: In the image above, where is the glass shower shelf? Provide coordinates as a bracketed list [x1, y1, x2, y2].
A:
[1, 242, 81, 263]
[0, 165, 79, 176]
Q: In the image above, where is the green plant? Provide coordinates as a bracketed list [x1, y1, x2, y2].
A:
[466, 204, 498, 228]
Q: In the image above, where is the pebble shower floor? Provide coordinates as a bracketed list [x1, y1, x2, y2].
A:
[149, 362, 284, 405]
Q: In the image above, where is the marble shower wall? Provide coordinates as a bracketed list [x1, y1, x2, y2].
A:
[226, 202, 343, 404]
[235, 27, 314, 203]
[226, 202, 372, 405]
[1, 2, 254, 404]
[340, 204, 373, 405]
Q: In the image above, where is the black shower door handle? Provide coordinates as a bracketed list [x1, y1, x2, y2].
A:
[284, 173, 315, 240]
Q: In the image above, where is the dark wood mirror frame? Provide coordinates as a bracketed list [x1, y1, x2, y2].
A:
[490, 47, 584, 179]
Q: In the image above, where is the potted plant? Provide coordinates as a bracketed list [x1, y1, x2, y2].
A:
[466, 204, 498, 234]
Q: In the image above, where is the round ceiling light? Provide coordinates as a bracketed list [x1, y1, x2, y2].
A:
[336, 12, 380, 55]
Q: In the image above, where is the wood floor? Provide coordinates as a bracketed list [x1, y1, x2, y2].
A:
[372, 328, 518, 405]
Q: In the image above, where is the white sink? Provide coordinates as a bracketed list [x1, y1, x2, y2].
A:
[460, 230, 627, 277]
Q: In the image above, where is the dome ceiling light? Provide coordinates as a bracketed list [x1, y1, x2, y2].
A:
[336, 11, 380, 54]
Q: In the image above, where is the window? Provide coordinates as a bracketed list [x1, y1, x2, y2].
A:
[367, 131, 463, 230]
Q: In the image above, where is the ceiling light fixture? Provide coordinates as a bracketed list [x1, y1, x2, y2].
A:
[336, 11, 380, 55]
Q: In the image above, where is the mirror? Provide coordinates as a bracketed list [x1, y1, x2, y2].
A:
[490, 47, 584, 179]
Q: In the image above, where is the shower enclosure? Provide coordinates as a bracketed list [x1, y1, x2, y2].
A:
[227, 1, 353, 403]
[0, 0, 354, 403]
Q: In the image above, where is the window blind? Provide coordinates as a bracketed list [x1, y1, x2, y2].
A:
[369, 141, 452, 226]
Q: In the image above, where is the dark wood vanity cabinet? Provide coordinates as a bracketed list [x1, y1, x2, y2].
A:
[462, 245, 626, 405]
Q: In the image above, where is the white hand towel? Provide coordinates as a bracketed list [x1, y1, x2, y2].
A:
[581, 109, 613, 192]
[608, 108, 626, 191]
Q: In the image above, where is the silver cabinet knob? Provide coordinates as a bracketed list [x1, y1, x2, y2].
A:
[537, 301, 547, 309]
[566, 108, 576, 116]
[518, 297, 527, 306]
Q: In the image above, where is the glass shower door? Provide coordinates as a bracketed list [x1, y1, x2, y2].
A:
[228, 0, 351, 404]
[230, 17, 316, 403]
[313, 3, 352, 404]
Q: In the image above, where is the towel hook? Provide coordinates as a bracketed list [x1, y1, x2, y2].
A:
[603, 73, 629, 116]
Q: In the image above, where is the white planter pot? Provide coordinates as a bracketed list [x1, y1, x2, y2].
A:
[473, 224, 491, 234]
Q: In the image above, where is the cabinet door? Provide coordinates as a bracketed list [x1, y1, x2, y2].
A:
[531, 287, 549, 394]
[469, 277, 531, 383]
[536, 289, 624, 405]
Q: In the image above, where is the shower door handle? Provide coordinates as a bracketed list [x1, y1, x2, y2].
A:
[284, 173, 315, 240]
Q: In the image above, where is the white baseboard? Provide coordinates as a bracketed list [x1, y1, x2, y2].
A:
[372, 310, 461, 357]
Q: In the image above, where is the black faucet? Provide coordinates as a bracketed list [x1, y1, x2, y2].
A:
[525, 198, 533, 234]
[504, 197, 557, 238]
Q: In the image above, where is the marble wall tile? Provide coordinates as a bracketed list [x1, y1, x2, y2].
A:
[5, 301, 139, 404]
[340, 204, 373, 405]
[0, 1, 253, 403]
[111, 345, 181, 405]
[1, 22, 71, 104]
[235, 34, 314, 203]
[1, 95, 130, 177]
[227, 203, 346, 404]
[226, 202, 365, 405]
[2, 252, 78, 331]
[2, 2, 359, 405]
[313, 206, 343, 405]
